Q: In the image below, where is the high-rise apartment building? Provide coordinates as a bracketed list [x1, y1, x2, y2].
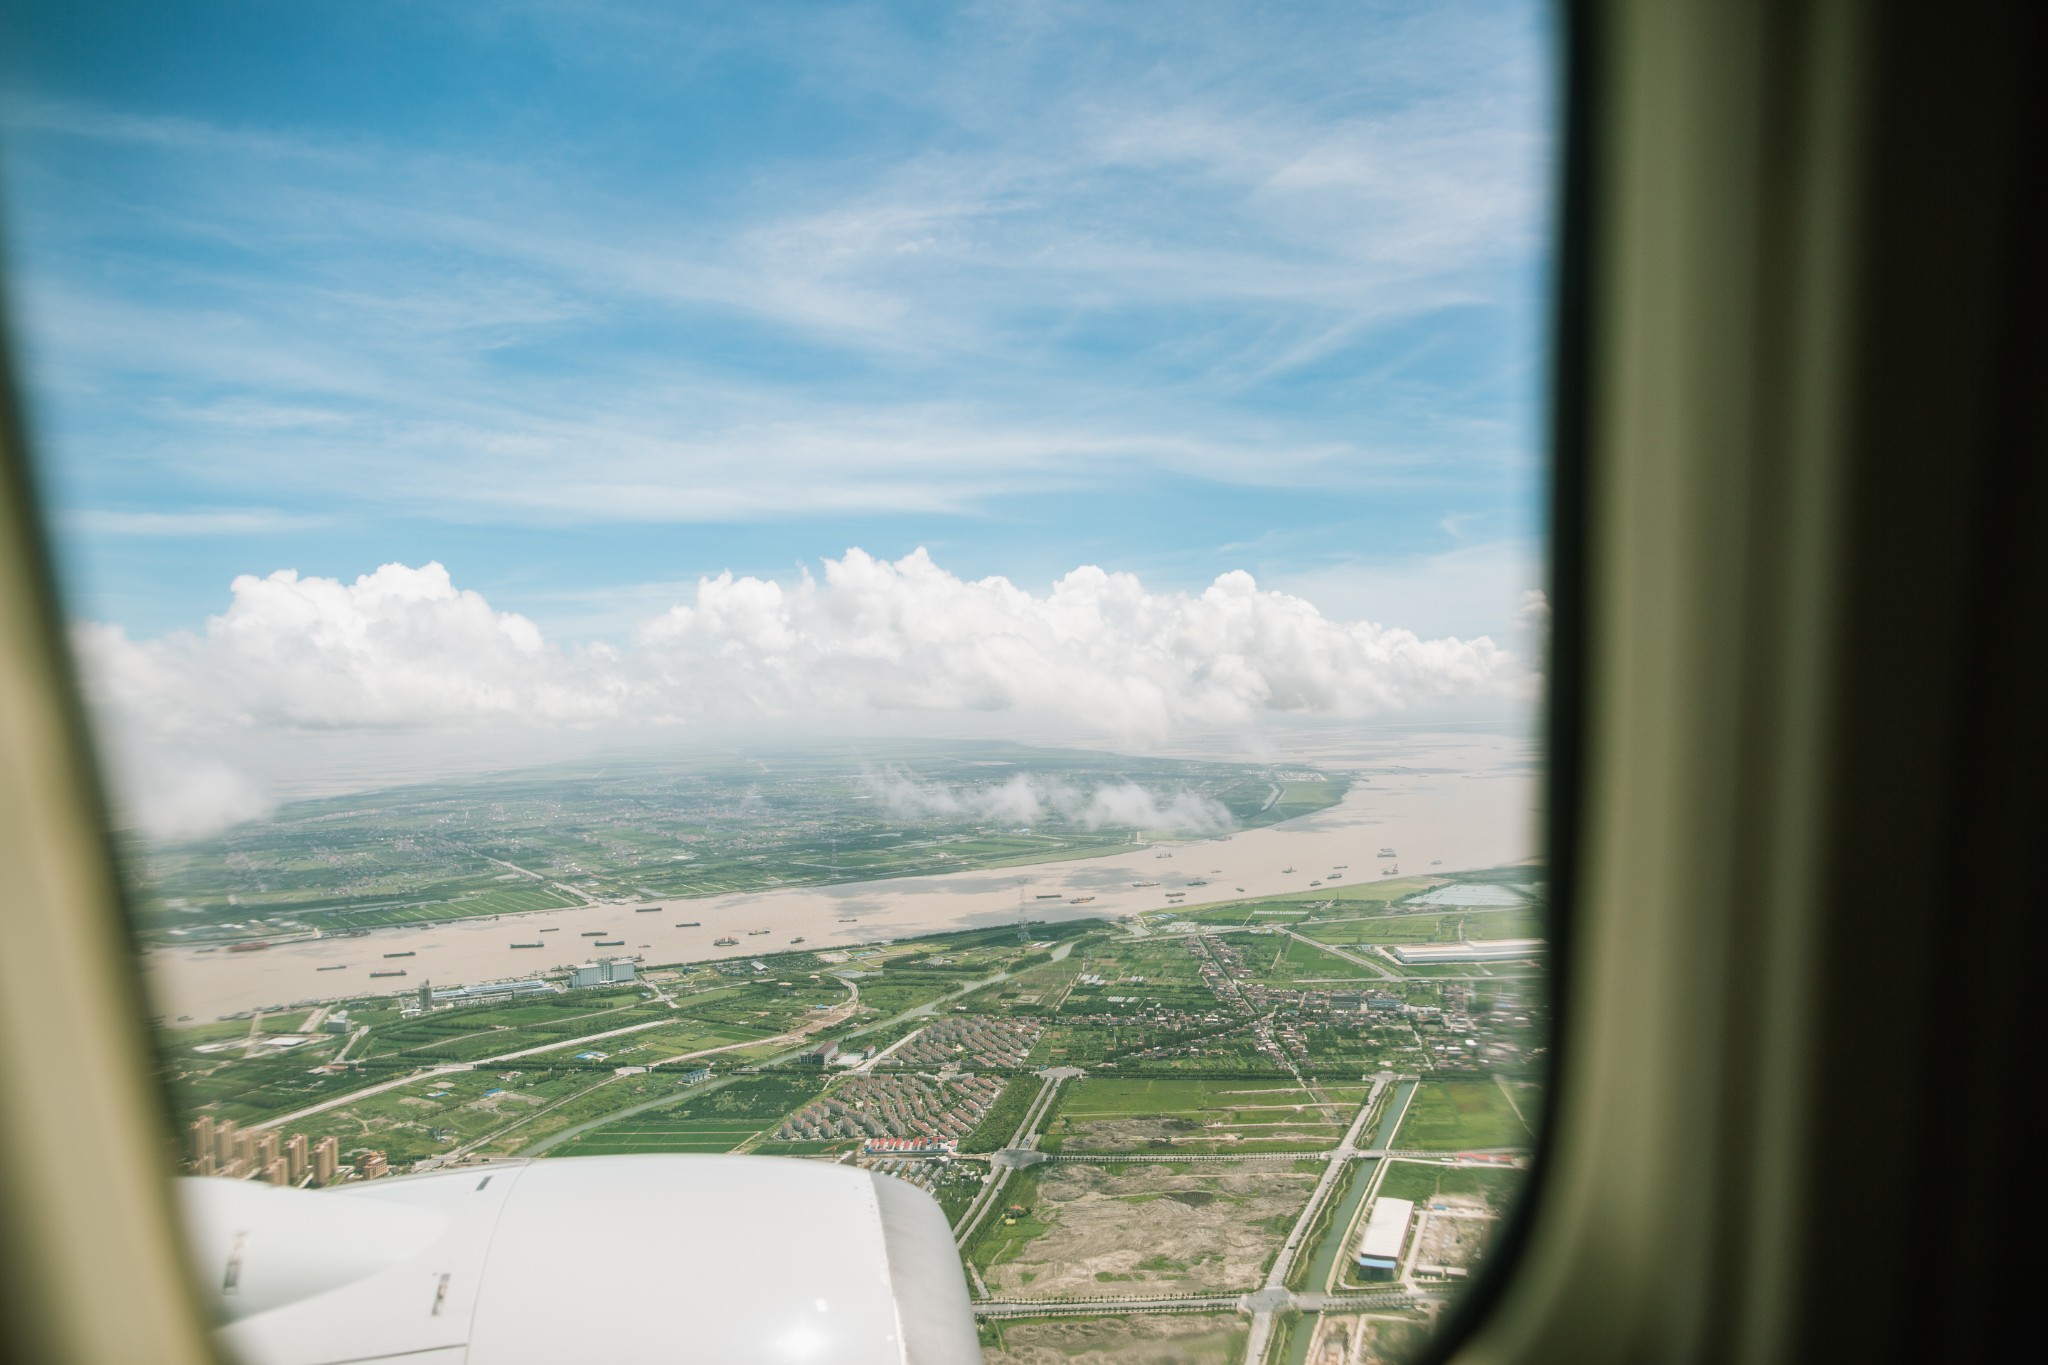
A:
[188, 1115, 215, 1164]
[286, 1133, 309, 1184]
[314, 1135, 339, 1186]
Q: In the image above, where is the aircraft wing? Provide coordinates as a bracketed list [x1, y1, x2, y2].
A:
[179, 1154, 981, 1364]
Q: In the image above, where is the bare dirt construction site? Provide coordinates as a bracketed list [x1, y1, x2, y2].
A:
[982, 1159, 1319, 1299]
[1411, 1194, 1496, 1276]
[1300, 1313, 1433, 1365]
[982, 1311, 1248, 1365]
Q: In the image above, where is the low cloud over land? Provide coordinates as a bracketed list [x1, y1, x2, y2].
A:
[864, 769, 1234, 835]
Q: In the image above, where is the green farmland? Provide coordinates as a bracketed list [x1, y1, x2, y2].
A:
[1393, 1080, 1533, 1149]
[1040, 1076, 1365, 1153]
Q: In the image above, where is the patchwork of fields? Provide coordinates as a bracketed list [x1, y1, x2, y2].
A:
[1041, 1077, 1366, 1153]
[133, 742, 1346, 934]
[164, 860, 1545, 1365]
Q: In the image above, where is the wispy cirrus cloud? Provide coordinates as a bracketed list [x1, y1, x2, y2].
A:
[62, 507, 333, 537]
[3, 0, 1551, 540]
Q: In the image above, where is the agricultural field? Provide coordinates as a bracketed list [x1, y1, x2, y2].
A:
[980, 1312, 1249, 1365]
[127, 740, 1346, 937]
[158, 857, 1547, 1365]
[1039, 1077, 1363, 1153]
[1297, 905, 1547, 950]
[549, 1073, 831, 1156]
[1374, 1159, 1525, 1208]
[970, 1159, 1322, 1299]
[1240, 931, 1392, 985]
[258, 1065, 627, 1168]
[1393, 1081, 1534, 1150]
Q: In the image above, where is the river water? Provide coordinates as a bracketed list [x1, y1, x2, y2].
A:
[141, 729, 1537, 1022]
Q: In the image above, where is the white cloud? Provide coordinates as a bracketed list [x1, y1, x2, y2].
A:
[63, 507, 331, 537]
[73, 548, 1534, 838]
[862, 768, 1233, 834]
[109, 752, 275, 843]
[634, 548, 1531, 736]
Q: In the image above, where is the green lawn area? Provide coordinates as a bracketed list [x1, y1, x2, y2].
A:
[966, 1168, 1050, 1272]
[1373, 1159, 1525, 1208]
[1246, 933, 1390, 985]
[1393, 1081, 1532, 1149]
[980, 1312, 1248, 1365]
[1040, 1076, 1358, 1153]
[544, 1072, 830, 1156]
[552, 1117, 765, 1154]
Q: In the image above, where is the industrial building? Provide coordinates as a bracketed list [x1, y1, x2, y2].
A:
[569, 958, 637, 989]
[429, 978, 561, 1006]
[1389, 938, 1546, 965]
[1355, 1196, 1416, 1279]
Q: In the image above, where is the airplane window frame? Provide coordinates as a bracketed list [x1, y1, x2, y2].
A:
[0, 2, 1609, 1361]
[11, 0, 2043, 1357]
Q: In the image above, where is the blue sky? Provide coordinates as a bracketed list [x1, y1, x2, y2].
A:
[0, 0, 1556, 649]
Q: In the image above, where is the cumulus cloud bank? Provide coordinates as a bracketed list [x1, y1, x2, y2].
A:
[863, 769, 1233, 835]
[75, 548, 1534, 837]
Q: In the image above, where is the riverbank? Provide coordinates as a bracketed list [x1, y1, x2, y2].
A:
[141, 731, 1536, 1022]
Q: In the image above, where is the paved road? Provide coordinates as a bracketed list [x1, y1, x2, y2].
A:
[1242, 1075, 1397, 1365]
[953, 1067, 1074, 1260]
[973, 1288, 1430, 1319]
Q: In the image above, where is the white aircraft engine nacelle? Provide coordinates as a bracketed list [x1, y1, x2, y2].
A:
[179, 1154, 982, 1364]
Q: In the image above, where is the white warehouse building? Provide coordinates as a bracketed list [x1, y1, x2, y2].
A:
[429, 979, 560, 1006]
[1355, 1196, 1416, 1279]
[570, 958, 638, 989]
[1389, 939, 1546, 965]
